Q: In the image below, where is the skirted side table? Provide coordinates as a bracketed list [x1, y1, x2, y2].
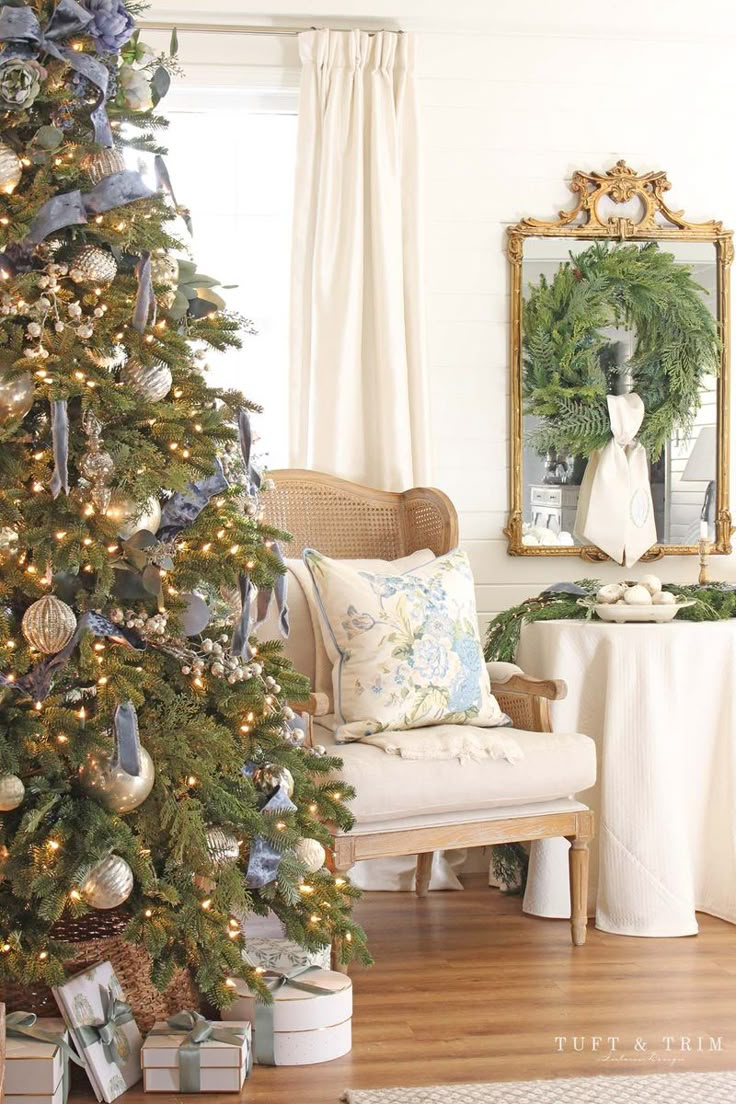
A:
[516, 619, 736, 936]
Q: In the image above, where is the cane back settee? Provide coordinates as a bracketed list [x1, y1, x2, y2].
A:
[263, 470, 596, 966]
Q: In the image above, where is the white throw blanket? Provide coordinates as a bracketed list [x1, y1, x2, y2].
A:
[359, 724, 524, 764]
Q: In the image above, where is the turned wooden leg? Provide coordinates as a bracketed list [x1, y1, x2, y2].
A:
[331, 866, 353, 974]
[567, 838, 590, 946]
[415, 852, 433, 897]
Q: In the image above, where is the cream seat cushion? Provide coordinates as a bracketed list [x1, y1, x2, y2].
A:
[314, 722, 596, 828]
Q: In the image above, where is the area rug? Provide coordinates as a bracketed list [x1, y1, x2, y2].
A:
[342, 1070, 736, 1103]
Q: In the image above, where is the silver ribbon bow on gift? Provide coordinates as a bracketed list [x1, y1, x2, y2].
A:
[254, 966, 338, 1066]
[0, 0, 112, 146]
[150, 1010, 250, 1092]
[75, 987, 135, 1066]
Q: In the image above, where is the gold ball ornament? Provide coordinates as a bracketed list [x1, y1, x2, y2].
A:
[120, 358, 172, 403]
[80, 854, 134, 909]
[83, 147, 126, 186]
[0, 365, 33, 426]
[106, 494, 161, 539]
[70, 244, 117, 286]
[0, 142, 22, 195]
[206, 827, 240, 868]
[0, 774, 25, 812]
[295, 837, 327, 874]
[80, 745, 154, 814]
[255, 764, 294, 798]
[22, 596, 77, 654]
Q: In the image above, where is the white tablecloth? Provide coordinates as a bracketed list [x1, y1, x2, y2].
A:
[517, 619, 736, 936]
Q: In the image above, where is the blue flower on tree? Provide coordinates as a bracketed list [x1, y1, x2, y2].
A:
[84, 0, 135, 52]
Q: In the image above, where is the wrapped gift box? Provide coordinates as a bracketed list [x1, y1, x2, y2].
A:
[4, 1017, 73, 1104]
[53, 960, 142, 1103]
[142, 1020, 251, 1092]
[244, 936, 330, 973]
[222, 968, 352, 1066]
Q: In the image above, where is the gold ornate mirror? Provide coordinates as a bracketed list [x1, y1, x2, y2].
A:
[506, 162, 733, 563]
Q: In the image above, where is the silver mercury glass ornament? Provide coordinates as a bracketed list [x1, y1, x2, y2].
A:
[80, 854, 134, 909]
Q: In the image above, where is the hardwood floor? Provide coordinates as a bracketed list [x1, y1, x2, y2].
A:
[117, 876, 736, 1103]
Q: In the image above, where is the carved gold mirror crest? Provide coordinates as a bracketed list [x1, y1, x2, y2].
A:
[506, 162, 733, 562]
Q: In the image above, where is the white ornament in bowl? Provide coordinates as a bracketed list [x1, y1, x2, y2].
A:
[653, 591, 676, 605]
[639, 574, 663, 596]
[623, 584, 652, 606]
[597, 583, 625, 604]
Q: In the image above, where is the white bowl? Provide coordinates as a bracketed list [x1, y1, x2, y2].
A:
[594, 600, 695, 623]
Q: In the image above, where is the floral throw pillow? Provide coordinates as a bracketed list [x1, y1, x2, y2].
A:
[303, 547, 505, 742]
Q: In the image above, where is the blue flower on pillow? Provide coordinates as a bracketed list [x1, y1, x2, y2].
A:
[448, 635, 484, 712]
[411, 635, 453, 682]
[361, 572, 406, 599]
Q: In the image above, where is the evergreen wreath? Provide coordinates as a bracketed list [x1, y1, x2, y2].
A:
[523, 242, 720, 460]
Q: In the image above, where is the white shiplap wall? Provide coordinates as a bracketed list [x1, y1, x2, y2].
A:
[148, 2, 736, 634]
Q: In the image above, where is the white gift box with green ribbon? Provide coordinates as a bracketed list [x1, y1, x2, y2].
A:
[222, 966, 352, 1066]
[141, 1014, 252, 1092]
[52, 960, 142, 1103]
[4, 1014, 84, 1104]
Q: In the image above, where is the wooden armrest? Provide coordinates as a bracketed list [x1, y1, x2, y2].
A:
[289, 693, 321, 716]
[492, 673, 567, 701]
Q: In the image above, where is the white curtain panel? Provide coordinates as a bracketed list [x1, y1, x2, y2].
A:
[289, 29, 431, 491]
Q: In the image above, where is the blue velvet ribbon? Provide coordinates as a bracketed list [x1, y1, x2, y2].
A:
[237, 407, 262, 495]
[255, 541, 290, 639]
[230, 574, 252, 659]
[24, 170, 153, 246]
[0, 0, 113, 147]
[153, 154, 192, 235]
[49, 398, 69, 499]
[133, 251, 156, 334]
[156, 459, 229, 541]
[113, 700, 141, 776]
[245, 784, 297, 889]
[236, 409, 289, 643]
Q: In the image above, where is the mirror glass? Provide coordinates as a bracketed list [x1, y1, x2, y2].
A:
[520, 237, 718, 551]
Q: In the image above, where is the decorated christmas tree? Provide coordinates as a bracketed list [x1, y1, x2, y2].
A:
[0, 0, 369, 1008]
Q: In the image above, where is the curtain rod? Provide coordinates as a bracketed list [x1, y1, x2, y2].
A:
[141, 21, 392, 37]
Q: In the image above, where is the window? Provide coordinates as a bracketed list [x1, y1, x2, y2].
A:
[156, 88, 298, 469]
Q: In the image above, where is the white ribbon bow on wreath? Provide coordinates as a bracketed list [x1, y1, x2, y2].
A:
[574, 393, 658, 567]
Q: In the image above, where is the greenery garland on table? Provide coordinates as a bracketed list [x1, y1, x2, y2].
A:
[523, 242, 720, 460]
[485, 582, 736, 663]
